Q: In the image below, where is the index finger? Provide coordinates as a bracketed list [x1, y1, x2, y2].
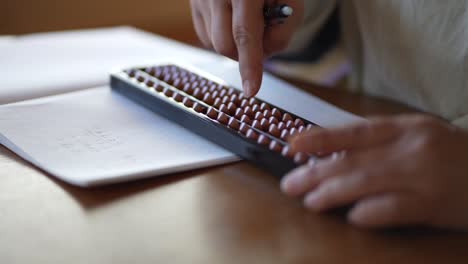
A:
[231, 0, 265, 97]
[289, 119, 400, 154]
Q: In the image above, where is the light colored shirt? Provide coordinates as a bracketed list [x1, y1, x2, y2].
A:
[290, 0, 468, 129]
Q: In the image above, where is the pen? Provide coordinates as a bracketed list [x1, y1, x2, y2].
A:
[263, 4, 294, 20]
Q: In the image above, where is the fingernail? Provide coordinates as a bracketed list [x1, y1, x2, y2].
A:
[281, 174, 302, 193]
[281, 170, 305, 194]
[243, 80, 254, 97]
[304, 191, 322, 210]
[347, 209, 362, 224]
[308, 157, 317, 167]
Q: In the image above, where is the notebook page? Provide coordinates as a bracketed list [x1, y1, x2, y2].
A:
[0, 87, 238, 187]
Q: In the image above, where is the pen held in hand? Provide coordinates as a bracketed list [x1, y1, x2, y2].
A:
[263, 4, 294, 20]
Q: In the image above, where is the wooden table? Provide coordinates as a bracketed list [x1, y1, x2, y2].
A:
[2, 70, 468, 264]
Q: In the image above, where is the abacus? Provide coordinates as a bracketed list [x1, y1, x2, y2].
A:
[111, 64, 317, 177]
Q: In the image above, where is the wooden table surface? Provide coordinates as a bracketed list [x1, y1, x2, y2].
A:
[2, 57, 468, 264]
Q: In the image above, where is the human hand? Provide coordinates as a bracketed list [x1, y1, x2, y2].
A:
[281, 114, 468, 230]
[190, 0, 304, 97]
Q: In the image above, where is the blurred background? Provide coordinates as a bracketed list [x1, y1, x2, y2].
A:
[1, 0, 345, 86]
[1, 0, 198, 43]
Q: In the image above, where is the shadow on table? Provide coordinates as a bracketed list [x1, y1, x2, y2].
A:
[1, 144, 236, 209]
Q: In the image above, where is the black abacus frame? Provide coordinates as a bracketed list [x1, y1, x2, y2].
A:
[110, 64, 316, 178]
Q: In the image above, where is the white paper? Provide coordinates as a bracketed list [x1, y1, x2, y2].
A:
[0, 27, 219, 104]
[0, 87, 238, 187]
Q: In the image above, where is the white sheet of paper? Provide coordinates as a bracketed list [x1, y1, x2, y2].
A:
[0, 87, 238, 187]
[0, 27, 219, 104]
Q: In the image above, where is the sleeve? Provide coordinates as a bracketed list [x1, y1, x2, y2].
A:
[283, 1, 339, 54]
